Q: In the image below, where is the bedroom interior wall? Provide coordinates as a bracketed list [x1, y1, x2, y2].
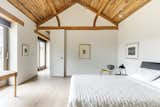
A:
[46, 4, 118, 76]
[118, 0, 160, 75]
[0, 0, 37, 84]
[67, 30, 118, 75]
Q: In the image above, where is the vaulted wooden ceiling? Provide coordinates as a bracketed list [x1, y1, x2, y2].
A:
[7, 0, 150, 26]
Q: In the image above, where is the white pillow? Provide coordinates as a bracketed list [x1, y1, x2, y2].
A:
[130, 68, 160, 82]
[151, 79, 160, 89]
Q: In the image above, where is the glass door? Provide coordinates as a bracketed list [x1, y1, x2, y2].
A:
[38, 38, 46, 70]
[0, 26, 3, 71]
[0, 25, 8, 71]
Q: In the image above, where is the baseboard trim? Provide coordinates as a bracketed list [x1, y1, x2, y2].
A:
[19, 75, 38, 85]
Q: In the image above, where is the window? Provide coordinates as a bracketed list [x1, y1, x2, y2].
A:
[38, 38, 46, 70]
[0, 25, 9, 71]
[0, 26, 3, 71]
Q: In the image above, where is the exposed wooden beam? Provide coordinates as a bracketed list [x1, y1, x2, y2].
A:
[46, 0, 61, 26]
[93, 15, 98, 26]
[37, 26, 118, 30]
[38, 1, 76, 25]
[34, 29, 49, 41]
[93, 0, 110, 26]
[7, 0, 40, 23]
[78, 1, 118, 26]
[56, 16, 61, 27]
[0, 6, 24, 26]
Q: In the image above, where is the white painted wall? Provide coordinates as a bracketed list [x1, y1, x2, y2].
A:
[42, 3, 114, 26]
[0, 1, 37, 84]
[46, 4, 118, 76]
[67, 30, 118, 75]
[118, 1, 160, 75]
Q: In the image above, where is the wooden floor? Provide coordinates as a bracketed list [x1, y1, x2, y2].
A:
[0, 71, 70, 107]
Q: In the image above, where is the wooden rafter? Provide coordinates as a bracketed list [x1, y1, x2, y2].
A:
[0, 6, 24, 26]
[37, 26, 118, 30]
[46, 0, 61, 26]
[93, 0, 110, 26]
[78, 1, 118, 26]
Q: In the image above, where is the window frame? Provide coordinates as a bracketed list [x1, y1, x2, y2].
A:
[38, 38, 47, 71]
[0, 25, 9, 71]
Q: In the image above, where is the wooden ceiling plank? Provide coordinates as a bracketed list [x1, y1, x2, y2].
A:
[17, 0, 42, 22]
[38, 1, 76, 25]
[111, 0, 135, 20]
[37, 26, 118, 30]
[7, 0, 39, 23]
[103, 0, 116, 14]
[113, 0, 151, 23]
[46, 0, 61, 26]
[46, 0, 57, 14]
[0, 6, 24, 26]
[110, 0, 131, 18]
[106, 0, 124, 17]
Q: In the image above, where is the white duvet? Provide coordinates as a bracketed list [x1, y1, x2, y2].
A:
[68, 75, 160, 107]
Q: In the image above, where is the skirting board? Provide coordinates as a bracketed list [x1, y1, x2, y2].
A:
[9, 74, 38, 85]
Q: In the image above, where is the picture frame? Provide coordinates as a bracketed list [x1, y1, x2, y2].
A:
[79, 44, 91, 59]
[22, 44, 29, 56]
[126, 42, 139, 59]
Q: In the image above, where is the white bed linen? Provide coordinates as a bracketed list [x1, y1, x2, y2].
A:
[68, 75, 160, 107]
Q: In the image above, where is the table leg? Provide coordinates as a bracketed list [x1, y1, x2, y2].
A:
[14, 74, 17, 97]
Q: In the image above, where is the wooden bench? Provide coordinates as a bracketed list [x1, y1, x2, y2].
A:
[0, 71, 17, 97]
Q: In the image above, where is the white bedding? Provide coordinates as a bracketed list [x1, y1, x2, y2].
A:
[68, 75, 160, 107]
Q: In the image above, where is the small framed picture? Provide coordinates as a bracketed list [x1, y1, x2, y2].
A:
[79, 44, 91, 59]
[126, 42, 139, 59]
[22, 44, 29, 56]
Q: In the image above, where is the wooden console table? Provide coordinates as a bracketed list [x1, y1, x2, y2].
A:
[0, 71, 17, 97]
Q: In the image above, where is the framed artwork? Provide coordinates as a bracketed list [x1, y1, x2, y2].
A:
[22, 44, 29, 56]
[79, 44, 91, 59]
[126, 42, 139, 59]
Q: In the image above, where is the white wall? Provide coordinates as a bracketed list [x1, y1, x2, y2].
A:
[0, 1, 37, 84]
[118, 0, 160, 75]
[42, 3, 114, 26]
[46, 4, 118, 76]
[67, 30, 117, 75]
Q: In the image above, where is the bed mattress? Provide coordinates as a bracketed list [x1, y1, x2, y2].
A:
[68, 75, 160, 107]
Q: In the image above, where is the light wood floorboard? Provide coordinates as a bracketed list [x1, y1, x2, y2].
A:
[0, 71, 70, 107]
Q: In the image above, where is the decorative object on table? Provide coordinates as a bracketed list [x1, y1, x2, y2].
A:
[107, 65, 115, 71]
[100, 65, 115, 75]
[100, 68, 110, 74]
[116, 64, 127, 75]
[126, 42, 139, 59]
[22, 44, 29, 56]
[79, 44, 91, 59]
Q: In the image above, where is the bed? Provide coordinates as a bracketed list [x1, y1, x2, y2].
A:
[68, 62, 160, 107]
